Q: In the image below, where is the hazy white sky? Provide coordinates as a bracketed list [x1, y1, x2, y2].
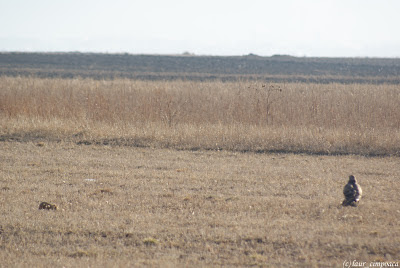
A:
[1, 0, 399, 57]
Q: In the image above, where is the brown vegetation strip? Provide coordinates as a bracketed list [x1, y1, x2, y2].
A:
[1, 77, 400, 156]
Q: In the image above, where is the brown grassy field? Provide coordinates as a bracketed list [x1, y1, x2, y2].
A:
[0, 141, 399, 267]
[1, 76, 400, 156]
[0, 77, 399, 266]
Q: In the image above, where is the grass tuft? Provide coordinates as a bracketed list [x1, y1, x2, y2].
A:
[143, 237, 159, 246]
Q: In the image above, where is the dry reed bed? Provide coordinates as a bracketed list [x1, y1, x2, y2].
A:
[1, 76, 400, 155]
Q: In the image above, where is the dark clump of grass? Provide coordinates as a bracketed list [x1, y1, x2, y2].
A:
[143, 237, 159, 246]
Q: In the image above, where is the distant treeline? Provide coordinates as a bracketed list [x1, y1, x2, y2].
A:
[1, 52, 400, 83]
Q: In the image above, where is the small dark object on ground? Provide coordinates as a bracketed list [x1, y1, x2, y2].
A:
[39, 202, 57, 210]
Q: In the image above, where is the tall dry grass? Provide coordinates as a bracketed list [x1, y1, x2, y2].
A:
[1, 76, 399, 155]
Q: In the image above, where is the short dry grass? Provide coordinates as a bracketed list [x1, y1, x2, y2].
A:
[0, 141, 399, 267]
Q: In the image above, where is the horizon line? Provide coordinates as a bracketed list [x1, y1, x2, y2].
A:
[1, 50, 399, 59]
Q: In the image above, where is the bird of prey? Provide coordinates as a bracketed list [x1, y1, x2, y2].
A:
[342, 175, 362, 207]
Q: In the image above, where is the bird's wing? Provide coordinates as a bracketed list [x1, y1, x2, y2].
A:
[343, 184, 355, 199]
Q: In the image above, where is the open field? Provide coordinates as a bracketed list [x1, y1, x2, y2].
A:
[2, 52, 400, 83]
[1, 141, 399, 267]
[0, 73, 399, 266]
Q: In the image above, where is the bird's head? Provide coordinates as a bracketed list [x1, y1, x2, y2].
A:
[349, 175, 356, 184]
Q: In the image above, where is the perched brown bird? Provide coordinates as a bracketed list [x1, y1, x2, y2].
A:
[39, 202, 57, 210]
[342, 175, 362, 207]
